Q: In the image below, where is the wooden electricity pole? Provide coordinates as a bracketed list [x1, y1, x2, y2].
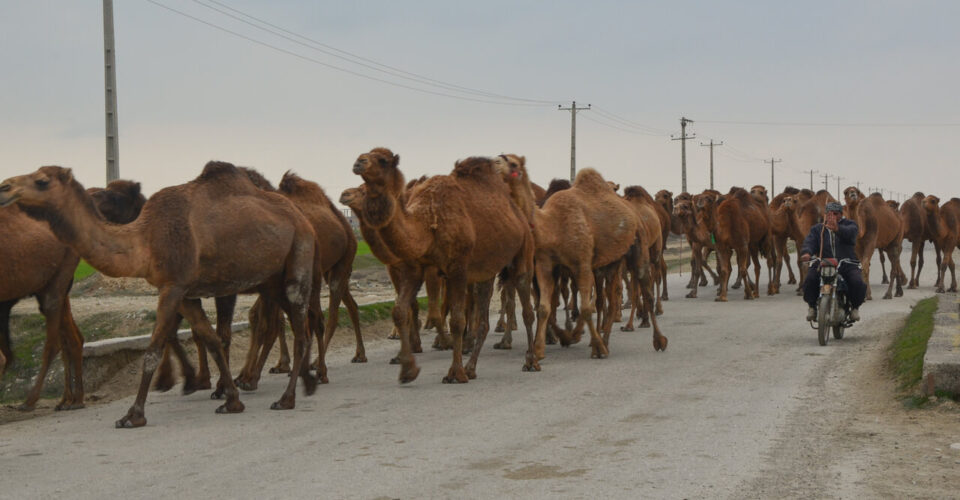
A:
[764, 157, 782, 194]
[558, 101, 590, 182]
[803, 169, 818, 190]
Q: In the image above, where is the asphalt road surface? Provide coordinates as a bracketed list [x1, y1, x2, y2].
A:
[0, 247, 946, 498]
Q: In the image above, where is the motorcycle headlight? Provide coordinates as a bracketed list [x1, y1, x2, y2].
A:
[820, 265, 837, 279]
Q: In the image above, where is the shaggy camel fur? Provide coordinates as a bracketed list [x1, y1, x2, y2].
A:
[0, 206, 84, 411]
[923, 195, 960, 293]
[900, 192, 929, 289]
[496, 157, 667, 357]
[843, 187, 905, 300]
[618, 186, 665, 334]
[0, 163, 319, 428]
[352, 149, 535, 382]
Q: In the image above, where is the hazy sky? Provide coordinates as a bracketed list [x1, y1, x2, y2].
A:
[2, 1, 958, 206]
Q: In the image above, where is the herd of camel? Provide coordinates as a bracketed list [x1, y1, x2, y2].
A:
[0, 147, 957, 428]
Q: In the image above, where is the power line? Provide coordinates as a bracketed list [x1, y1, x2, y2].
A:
[698, 119, 960, 127]
[191, 0, 557, 105]
[590, 106, 671, 135]
[579, 114, 663, 136]
[144, 0, 555, 107]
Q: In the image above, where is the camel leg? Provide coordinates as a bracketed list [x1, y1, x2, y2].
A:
[532, 260, 556, 361]
[207, 295, 237, 399]
[18, 294, 64, 411]
[702, 247, 720, 285]
[245, 300, 285, 391]
[392, 267, 423, 383]
[494, 283, 517, 350]
[882, 246, 903, 299]
[235, 298, 268, 391]
[686, 245, 701, 298]
[441, 270, 469, 384]
[0, 300, 15, 377]
[659, 255, 669, 301]
[861, 245, 876, 300]
[879, 251, 889, 284]
[56, 303, 85, 410]
[177, 298, 247, 414]
[546, 277, 562, 345]
[622, 270, 639, 331]
[308, 287, 328, 384]
[271, 290, 317, 410]
[686, 247, 699, 289]
[424, 268, 442, 331]
[741, 248, 755, 300]
[116, 288, 193, 428]
[339, 288, 364, 363]
[638, 262, 668, 352]
[783, 241, 797, 285]
[271, 327, 292, 374]
[908, 240, 921, 289]
[515, 271, 538, 372]
[431, 280, 453, 351]
[464, 279, 495, 379]
[716, 247, 732, 302]
[574, 268, 608, 359]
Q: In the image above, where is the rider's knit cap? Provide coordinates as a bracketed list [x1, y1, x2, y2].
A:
[825, 202, 843, 213]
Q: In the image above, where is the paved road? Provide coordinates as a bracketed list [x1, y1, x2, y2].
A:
[0, 247, 944, 498]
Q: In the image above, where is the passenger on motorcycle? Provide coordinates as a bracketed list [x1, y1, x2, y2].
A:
[799, 201, 867, 322]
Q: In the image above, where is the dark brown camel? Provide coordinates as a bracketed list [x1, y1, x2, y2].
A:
[619, 186, 665, 333]
[923, 195, 960, 293]
[0, 205, 84, 411]
[698, 188, 772, 301]
[843, 187, 905, 299]
[672, 196, 717, 298]
[768, 187, 803, 288]
[899, 192, 928, 289]
[0, 163, 319, 428]
[495, 158, 666, 358]
[351, 149, 535, 382]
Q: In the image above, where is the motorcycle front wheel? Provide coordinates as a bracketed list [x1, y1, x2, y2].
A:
[817, 295, 831, 346]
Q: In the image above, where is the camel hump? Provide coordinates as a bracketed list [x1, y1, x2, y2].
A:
[238, 167, 276, 191]
[452, 156, 498, 181]
[105, 179, 142, 199]
[198, 161, 242, 181]
[546, 178, 571, 194]
[572, 168, 610, 193]
[280, 171, 334, 207]
[623, 185, 655, 203]
[783, 186, 800, 195]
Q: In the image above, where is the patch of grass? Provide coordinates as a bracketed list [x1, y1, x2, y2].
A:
[335, 296, 428, 328]
[889, 296, 938, 392]
[352, 253, 384, 271]
[356, 240, 372, 256]
[74, 260, 96, 281]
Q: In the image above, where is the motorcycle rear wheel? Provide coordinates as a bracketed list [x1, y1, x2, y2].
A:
[817, 295, 831, 346]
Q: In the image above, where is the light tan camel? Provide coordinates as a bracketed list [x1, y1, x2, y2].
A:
[0, 163, 319, 428]
[495, 156, 666, 357]
[351, 149, 535, 381]
[0, 206, 84, 411]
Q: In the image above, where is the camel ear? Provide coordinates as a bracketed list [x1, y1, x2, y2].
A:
[519, 156, 526, 167]
[57, 168, 73, 182]
[131, 182, 142, 197]
[390, 154, 400, 168]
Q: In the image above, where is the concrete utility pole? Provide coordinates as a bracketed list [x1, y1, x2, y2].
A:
[764, 157, 782, 194]
[699, 139, 723, 190]
[836, 176, 844, 200]
[558, 101, 590, 182]
[103, 0, 120, 183]
[821, 173, 832, 191]
[803, 169, 818, 190]
[671, 117, 696, 193]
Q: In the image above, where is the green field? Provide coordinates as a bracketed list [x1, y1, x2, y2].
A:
[74, 260, 96, 281]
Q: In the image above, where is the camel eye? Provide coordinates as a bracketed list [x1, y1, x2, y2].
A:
[35, 178, 49, 189]
[377, 157, 387, 166]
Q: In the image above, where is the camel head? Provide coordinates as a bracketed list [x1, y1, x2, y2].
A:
[750, 185, 768, 204]
[922, 195, 941, 215]
[673, 198, 694, 220]
[0, 166, 79, 210]
[492, 154, 527, 181]
[886, 199, 900, 211]
[89, 179, 145, 224]
[780, 194, 798, 212]
[693, 191, 717, 214]
[843, 186, 863, 206]
[339, 186, 366, 212]
[607, 181, 620, 193]
[352, 147, 401, 188]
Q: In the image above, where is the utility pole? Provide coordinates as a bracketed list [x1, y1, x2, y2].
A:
[699, 139, 723, 190]
[856, 181, 861, 192]
[103, 0, 120, 183]
[558, 101, 590, 182]
[803, 169, 818, 190]
[821, 173, 832, 191]
[764, 157, 782, 194]
[671, 117, 696, 193]
[836, 176, 844, 200]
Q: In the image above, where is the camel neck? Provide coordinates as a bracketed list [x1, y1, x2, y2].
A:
[363, 186, 432, 261]
[25, 190, 147, 279]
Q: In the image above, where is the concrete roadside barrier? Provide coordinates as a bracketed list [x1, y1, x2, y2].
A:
[922, 297, 960, 396]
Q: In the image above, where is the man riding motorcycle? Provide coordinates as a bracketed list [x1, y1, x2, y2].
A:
[799, 201, 867, 322]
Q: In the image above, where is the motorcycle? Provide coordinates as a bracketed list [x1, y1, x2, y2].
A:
[808, 257, 860, 346]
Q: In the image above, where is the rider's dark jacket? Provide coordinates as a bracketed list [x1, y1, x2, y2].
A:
[800, 218, 859, 261]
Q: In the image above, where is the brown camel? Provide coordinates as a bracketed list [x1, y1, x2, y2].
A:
[0, 163, 320, 428]
[899, 192, 928, 289]
[843, 187, 905, 299]
[234, 171, 366, 392]
[0, 206, 84, 411]
[351, 149, 535, 382]
[495, 157, 666, 357]
[672, 196, 717, 298]
[618, 186, 665, 333]
[922, 195, 960, 293]
[697, 188, 772, 301]
[793, 189, 837, 291]
[768, 187, 804, 290]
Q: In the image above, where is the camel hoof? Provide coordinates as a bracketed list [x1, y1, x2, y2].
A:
[620, 325, 634, 332]
[465, 368, 477, 380]
[881, 277, 889, 284]
[715, 297, 728, 302]
[883, 293, 892, 300]
[318, 375, 329, 385]
[494, 324, 505, 333]
[788, 278, 797, 285]
[270, 399, 295, 410]
[115, 411, 146, 428]
[54, 402, 85, 411]
[661, 294, 669, 301]
[16, 403, 36, 412]
[302, 373, 318, 396]
[389, 356, 401, 365]
[640, 321, 651, 328]
[441, 373, 469, 384]
[351, 355, 367, 363]
[907, 284, 917, 290]
[522, 359, 541, 372]
[234, 378, 258, 392]
[209, 389, 225, 400]
[153, 377, 175, 393]
[686, 291, 698, 299]
[493, 341, 512, 350]
[387, 333, 400, 340]
[269, 365, 291, 374]
[399, 365, 420, 384]
[731, 283, 742, 290]
[654, 336, 668, 351]
[215, 400, 245, 414]
[591, 350, 609, 359]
